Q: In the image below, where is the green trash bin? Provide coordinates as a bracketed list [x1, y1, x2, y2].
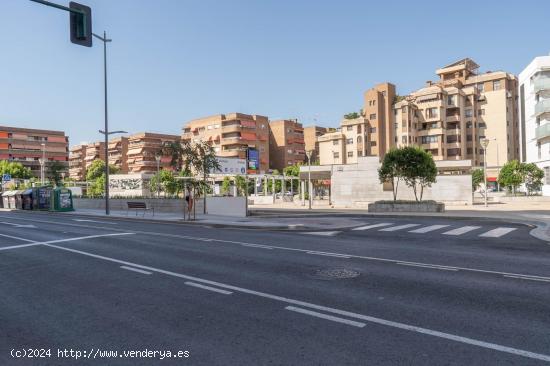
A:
[50, 188, 74, 212]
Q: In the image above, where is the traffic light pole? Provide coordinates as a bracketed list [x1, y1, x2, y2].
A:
[93, 31, 112, 215]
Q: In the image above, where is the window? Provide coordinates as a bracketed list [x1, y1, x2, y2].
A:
[357, 125, 362, 133]
[369, 113, 376, 120]
[333, 152, 339, 159]
[545, 167, 550, 185]
[370, 141, 377, 147]
[467, 148, 473, 154]
[346, 138, 353, 145]
[421, 135, 438, 144]
[493, 80, 501, 90]
[447, 148, 460, 156]
[426, 107, 438, 118]
[446, 135, 460, 143]
[333, 140, 339, 145]
[477, 83, 484, 93]
[447, 95, 457, 106]
[347, 151, 353, 158]
[370, 127, 376, 133]
[466, 121, 472, 129]
[465, 109, 473, 118]
[357, 136, 363, 144]
[538, 143, 541, 159]
[467, 135, 472, 142]
[357, 151, 363, 157]
[287, 161, 293, 165]
[478, 109, 485, 116]
[346, 126, 353, 131]
[478, 122, 487, 128]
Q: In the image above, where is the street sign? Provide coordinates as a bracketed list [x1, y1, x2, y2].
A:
[69, 2, 92, 47]
[2, 174, 11, 182]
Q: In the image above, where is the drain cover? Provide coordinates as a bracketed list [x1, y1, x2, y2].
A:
[314, 268, 360, 280]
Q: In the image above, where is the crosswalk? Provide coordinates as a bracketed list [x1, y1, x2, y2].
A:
[303, 222, 518, 239]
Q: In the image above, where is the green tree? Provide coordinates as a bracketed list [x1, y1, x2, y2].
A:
[47, 161, 66, 187]
[344, 112, 360, 120]
[471, 168, 484, 192]
[0, 160, 32, 179]
[234, 175, 248, 196]
[400, 146, 437, 201]
[188, 142, 220, 212]
[149, 170, 179, 197]
[221, 176, 232, 195]
[85, 159, 120, 196]
[498, 160, 524, 194]
[522, 163, 544, 195]
[283, 164, 301, 194]
[378, 148, 405, 201]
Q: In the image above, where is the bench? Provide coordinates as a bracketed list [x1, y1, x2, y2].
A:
[126, 201, 154, 217]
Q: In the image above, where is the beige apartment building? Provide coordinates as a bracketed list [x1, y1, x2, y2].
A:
[0, 126, 69, 178]
[394, 58, 519, 178]
[304, 126, 331, 163]
[127, 132, 179, 173]
[182, 113, 270, 172]
[318, 83, 396, 165]
[108, 136, 129, 174]
[269, 119, 305, 170]
[69, 144, 87, 180]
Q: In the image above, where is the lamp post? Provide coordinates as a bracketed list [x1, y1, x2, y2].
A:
[98, 129, 127, 215]
[40, 143, 46, 185]
[480, 138, 490, 208]
[306, 150, 313, 210]
[155, 154, 161, 198]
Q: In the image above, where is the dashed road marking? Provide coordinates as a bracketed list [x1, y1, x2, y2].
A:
[185, 281, 233, 295]
[379, 224, 420, 232]
[302, 231, 342, 237]
[307, 251, 351, 258]
[352, 223, 393, 231]
[479, 227, 517, 238]
[285, 306, 366, 328]
[442, 226, 482, 236]
[409, 225, 450, 233]
[120, 265, 152, 275]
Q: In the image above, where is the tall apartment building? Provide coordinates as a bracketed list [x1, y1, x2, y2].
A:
[304, 126, 331, 163]
[0, 126, 69, 178]
[519, 55, 550, 196]
[127, 132, 179, 173]
[393, 58, 519, 179]
[108, 136, 129, 174]
[84, 142, 105, 172]
[269, 119, 305, 170]
[182, 113, 270, 173]
[69, 144, 87, 180]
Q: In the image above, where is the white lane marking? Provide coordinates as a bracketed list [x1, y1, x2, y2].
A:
[0, 233, 135, 252]
[302, 231, 342, 236]
[184, 281, 232, 295]
[352, 223, 393, 231]
[379, 224, 420, 232]
[0, 233, 37, 243]
[73, 219, 116, 225]
[479, 227, 517, 238]
[240, 243, 274, 249]
[120, 266, 152, 275]
[0, 221, 36, 228]
[396, 262, 458, 271]
[504, 275, 550, 283]
[286, 306, 366, 328]
[307, 251, 351, 258]
[442, 226, 481, 236]
[42, 243, 550, 363]
[409, 225, 449, 234]
[3, 215, 548, 283]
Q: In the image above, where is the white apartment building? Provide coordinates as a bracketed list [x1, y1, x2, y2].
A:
[519, 55, 550, 196]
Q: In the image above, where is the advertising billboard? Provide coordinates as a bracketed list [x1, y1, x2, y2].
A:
[247, 148, 260, 174]
[211, 157, 247, 175]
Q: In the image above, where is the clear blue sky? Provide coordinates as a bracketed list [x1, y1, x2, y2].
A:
[1, 0, 549, 146]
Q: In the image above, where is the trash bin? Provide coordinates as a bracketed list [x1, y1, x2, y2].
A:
[36, 186, 52, 210]
[14, 190, 25, 209]
[1, 191, 12, 208]
[50, 187, 74, 212]
[22, 189, 34, 210]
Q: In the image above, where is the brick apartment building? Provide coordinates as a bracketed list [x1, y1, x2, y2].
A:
[0, 126, 69, 178]
[182, 113, 270, 172]
[304, 126, 331, 164]
[269, 119, 305, 170]
[68, 144, 87, 180]
[126, 132, 179, 173]
[108, 136, 129, 174]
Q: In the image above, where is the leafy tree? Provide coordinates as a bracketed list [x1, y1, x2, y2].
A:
[47, 161, 67, 187]
[399, 146, 437, 201]
[498, 160, 523, 195]
[149, 170, 179, 197]
[234, 175, 248, 196]
[344, 112, 360, 120]
[221, 176, 232, 195]
[0, 160, 32, 179]
[85, 159, 120, 196]
[522, 163, 544, 195]
[283, 164, 301, 194]
[378, 149, 405, 201]
[188, 141, 220, 213]
[471, 168, 484, 192]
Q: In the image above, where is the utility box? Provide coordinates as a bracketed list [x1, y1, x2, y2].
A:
[22, 189, 34, 210]
[50, 188, 74, 212]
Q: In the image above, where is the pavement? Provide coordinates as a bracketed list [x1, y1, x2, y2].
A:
[0, 210, 550, 365]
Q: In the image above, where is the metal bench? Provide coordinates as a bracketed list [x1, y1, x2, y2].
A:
[126, 201, 154, 217]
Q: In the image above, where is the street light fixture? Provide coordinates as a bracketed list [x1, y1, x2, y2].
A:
[98, 129, 127, 215]
[306, 150, 313, 210]
[480, 138, 490, 208]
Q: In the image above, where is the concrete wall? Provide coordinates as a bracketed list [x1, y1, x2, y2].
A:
[249, 195, 275, 205]
[331, 157, 472, 206]
[73, 198, 204, 214]
[206, 197, 247, 217]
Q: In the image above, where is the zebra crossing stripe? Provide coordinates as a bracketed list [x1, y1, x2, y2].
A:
[409, 225, 449, 233]
[379, 224, 420, 232]
[302, 231, 342, 237]
[479, 227, 517, 238]
[442, 226, 481, 236]
[352, 223, 393, 231]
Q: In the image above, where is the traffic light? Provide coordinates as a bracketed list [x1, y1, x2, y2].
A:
[69, 2, 92, 47]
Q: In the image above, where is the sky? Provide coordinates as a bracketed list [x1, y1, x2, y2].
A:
[1, 0, 549, 146]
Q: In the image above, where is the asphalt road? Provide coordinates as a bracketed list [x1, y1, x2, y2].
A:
[0, 211, 549, 365]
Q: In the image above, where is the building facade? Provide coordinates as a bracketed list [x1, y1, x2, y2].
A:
[519, 55, 550, 196]
[0, 126, 69, 178]
[127, 132, 179, 173]
[393, 59, 519, 181]
[182, 113, 270, 173]
[69, 144, 87, 181]
[108, 136, 129, 174]
[84, 141, 105, 172]
[269, 119, 305, 170]
[304, 126, 331, 164]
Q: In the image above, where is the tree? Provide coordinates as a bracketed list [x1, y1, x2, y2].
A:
[522, 163, 544, 195]
[221, 176, 231, 196]
[0, 160, 32, 179]
[400, 146, 437, 201]
[47, 161, 66, 187]
[234, 175, 248, 196]
[378, 149, 405, 201]
[283, 164, 301, 194]
[85, 159, 120, 196]
[472, 168, 484, 192]
[188, 141, 220, 213]
[498, 160, 523, 194]
[344, 112, 360, 120]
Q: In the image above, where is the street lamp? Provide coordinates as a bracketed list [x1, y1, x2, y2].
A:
[480, 138, 490, 208]
[98, 129, 127, 215]
[306, 150, 313, 210]
[155, 154, 162, 198]
[40, 143, 46, 185]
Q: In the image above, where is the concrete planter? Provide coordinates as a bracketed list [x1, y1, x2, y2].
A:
[368, 201, 445, 213]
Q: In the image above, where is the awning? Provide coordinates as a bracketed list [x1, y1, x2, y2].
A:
[2, 190, 16, 197]
[415, 93, 439, 102]
[127, 148, 144, 155]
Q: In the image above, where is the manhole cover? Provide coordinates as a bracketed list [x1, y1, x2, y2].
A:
[314, 268, 360, 280]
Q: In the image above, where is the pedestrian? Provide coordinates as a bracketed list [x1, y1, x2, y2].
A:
[185, 185, 194, 220]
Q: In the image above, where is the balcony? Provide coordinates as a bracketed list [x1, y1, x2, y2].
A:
[534, 77, 550, 93]
[535, 123, 550, 140]
[535, 99, 550, 117]
[445, 114, 461, 122]
[221, 124, 242, 133]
